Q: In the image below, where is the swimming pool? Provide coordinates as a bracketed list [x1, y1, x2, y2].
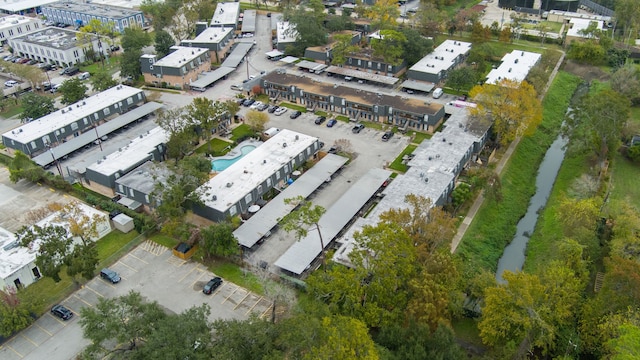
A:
[211, 145, 256, 172]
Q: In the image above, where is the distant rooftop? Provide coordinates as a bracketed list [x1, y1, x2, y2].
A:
[0, 14, 41, 31]
[44, 2, 142, 19]
[11, 26, 96, 51]
[183, 26, 233, 45]
[0, 0, 60, 13]
[241, 9, 256, 33]
[86, 126, 168, 176]
[276, 21, 297, 43]
[566, 18, 603, 39]
[148, 46, 209, 68]
[409, 39, 471, 76]
[211, 2, 240, 27]
[115, 161, 172, 196]
[485, 50, 541, 84]
[2, 85, 143, 145]
[197, 130, 318, 213]
[548, 9, 611, 22]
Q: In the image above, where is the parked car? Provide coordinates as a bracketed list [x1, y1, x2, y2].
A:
[289, 110, 302, 119]
[326, 119, 337, 127]
[4, 80, 18, 87]
[382, 131, 394, 142]
[27, 59, 38, 65]
[203, 277, 223, 294]
[250, 101, 263, 110]
[18, 58, 30, 64]
[51, 304, 73, 320]
[63, 66, 79, 76]
[243, 98, 255, 107]
[274, 107, 288, 116]
[352, 124, 365, 133]
[328, 145, 339, 154]
[314, 116, 326, 125]
[267, 105, 278, 113]
[100, 268, 121, 283]
[110, 45, 120, 52]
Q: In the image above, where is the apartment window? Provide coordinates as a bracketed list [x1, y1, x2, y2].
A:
[83, 118, 88, 125]
[17, 27, 22, 34]
[94, 113, 99, 120]
[127, 97, 133, 105]
[144, 194, 150, 203]
[26, 25, 31, 31]
[0, 33, 4, 39]
[70, 122, 78, 131]
[30, 141, 37, 149]
[60, 127, 65, 133]
[229, 205, 237, 216]
[129, 188, 134, 197]
[41, 135, 50, 144]
[257, 184, 263, 194]
[266, 178, 272, 187]
[244, 193, 252, 204]
[275, 170, 281, 180]
[8, 29, 13, 36]
[103, 108, 110, 116]
[137, 93, 142, 100]
[118, 184, 124, 192]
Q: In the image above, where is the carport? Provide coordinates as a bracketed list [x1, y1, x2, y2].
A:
[32, 102, 164, 167]
[296, 60, 327, 73]
[400, 79, 436, 93]
[274, 168, 391, 275]
[233, 154, 349, 248]
[190, 66, 235, 92]
[221, 43, 254, 68]
[325, 66, 399, 86]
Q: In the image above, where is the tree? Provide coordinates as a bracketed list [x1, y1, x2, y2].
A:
[185, 97, 226, 152]
[365, 0, 399, 30]
[399, 27, 433, 67]
[416, 2, 445, 38]
[140, 0, 179, 32]
[201, 222, 239, 258]
[0, 287, 34, 337]
[446, 67, 478, 94]
[17, 224, 71, 282]
[567, 40, 605, 64]
[155, 29, 175, 58]
[61, 201, 103, 281]
[607, 323, 640, 359]
[20, 93, 55, 122]
[156, 107, 188, 134]
[287, 7, 327, 56]
[609, 202, 640, 260]
[58, 77, 88, 105]
[610, 64, 640, 104]
[615, 0, 640, 44]
[568, 88, 630, 164]
[121, 48, 144, 80]
[279, 196, 327, 269]
[469, 79, 542, 146]
[245, 109, 269, 133]
[375, 321, 465, 360]
[89, 70, 117, 92]
[80, 291, 167, 357]
[370, 29, 407, 65]
[210, 316, 282, 359]
[325, 13, 355, 32]
[8, 151, 47, 183]
[120, 25, 152, 79]
[330, 33, 359, 66]
[304, 316, 379, 360]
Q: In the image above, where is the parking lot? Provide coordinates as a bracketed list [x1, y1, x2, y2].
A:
[0, 240, 271, 360]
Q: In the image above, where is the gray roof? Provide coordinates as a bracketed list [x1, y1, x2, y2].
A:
[326, 66, 399, 85]
[296, 60, 327, 71]
[151, 46, 209, 69]
[401, 79, 436, 92]
[44, 2, 142, 19]
[211, 2, 240, 27]
[233, 153, 349, 248]
[274, 168, 391, 274]
[0, 0, 60, 12]
[241, 9, 256, 33]
[190, 66, 235, 89]
[409, 39, 471, 77]
[220, 42, 253, 68]
[115, 161, 172, 196]
[32, 102, 164, 166]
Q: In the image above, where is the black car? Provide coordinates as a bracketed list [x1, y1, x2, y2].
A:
[203, 277, 223, 295]
[290, 111, 302, 119]
[314, 116, 326, 125]
[243, 98, 255, 107]
[110, 45, 120, 52]
[352, 124, 365, 133]
[267, 105, 278, 113]
[100, 268, 121, 284]
[328, 145, 340, 154]
[51, 304, 73, 320]
[382, 131, 394, 142]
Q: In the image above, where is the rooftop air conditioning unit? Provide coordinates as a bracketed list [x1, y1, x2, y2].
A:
[226, 182, 233, 187]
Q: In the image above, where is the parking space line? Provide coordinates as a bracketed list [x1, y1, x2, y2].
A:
[221, 286, 239, 304]
[245, 296, 265, 316]
[260, 305, 273, 319]
[190, 270, 207, 288]
[129, 253, 148, 264]
[21, 334, 38, 347]
[73, 295, 93, 308]
[84, 285, 105, 298]
[49, 313, 67, 325]
[5, 345, 23, 358]
[179, 266, 197, 283]
[35, 323, 52, 336]
[117, 260, 138, 272]
[234, 293, 250, 310]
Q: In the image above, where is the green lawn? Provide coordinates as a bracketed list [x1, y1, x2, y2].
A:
[0, 103, 24, 119]
[389, 144, 417, 172]
[80, 54, 121, 75]
[210, 262, 264, 294]
[608, 153, 640, 211]
[455, 72, 581, 276]
[411, 131, 432, 144]
[195, 137, 234, 156]
[279, 102, 307, 112]
[522, 21, 563, 33]
[149, 233, 180, 249]
[336, 115, 349, 122]
[96, 230, 140, 260]
[231, 124, 256, 142]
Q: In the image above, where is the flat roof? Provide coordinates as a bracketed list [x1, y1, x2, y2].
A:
[150, 46, 209, 68]
[190, 66, 235, 89]
[262, 72, 442, 116]
[266, 49, 284, 58]
[211, 2, 240, 27]
[566, 18, 603, 38]
[3, 85, 143, 145]
[44, 2, 142, 19]
[296, 60, 327, 71]
[233, 154, 349, 248]
[0, 0, 60, 12]
[280, 56, 298, 64]
[326, 66, 399, 85]
[549, 9, 611, 21]
[31, 102, 164, 167]
[401, 79, 436, 92]
[197, 130, 318, 213]
[241, 9, 256, 32]
[276, 21, 297, 43]
[275, 168, 391, 274]
[83, 0, 142, 9]
[86, 126, 168, 176]
[182, 26, 233, 45]
[220, 42, 253, 68]
[115, 161, 171, 196]
[0, 15, 41, 31]
[485, 50, 541, 84]
[0, 227, 34, 280]
[409, 39, 472, 76]
[12, 26, 95, 51]
[333, 108, 489, 268]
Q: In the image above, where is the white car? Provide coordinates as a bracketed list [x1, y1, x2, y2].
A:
[274, 107, 288, 116]
[4, 80, 18, 87]
[250, 101, 263, 110]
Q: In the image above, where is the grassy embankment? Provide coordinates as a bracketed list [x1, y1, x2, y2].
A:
[455, 71, 582, 275]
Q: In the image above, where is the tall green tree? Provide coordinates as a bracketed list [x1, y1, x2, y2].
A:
[370, 29, 407, 65]
[365, 0, 399, 30]
[17, 225, 71, 282]
[610, 64, 640, 104]
[375, 321, 466, 360]
[185, 97, 226, 152]
[304, 316, 379, 360]
[201, 222, 239, 258]
[140, 0, 180, 32]
[120, 25, 152, 79]
[20, 93, 55, 122]
[330, 33, 359, 66]
[0, 287, 34, 337]
[154, 29, 175, 58]
[89, 70, 118, 92]
[399, 27, 433, 67]
[279, 196, 327, 269]
[446, 67, 479, 94]
[287, 6, 327, 56]
[58, 78, 88, 105]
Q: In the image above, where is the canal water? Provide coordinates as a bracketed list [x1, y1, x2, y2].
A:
[495, 134, 569, 283]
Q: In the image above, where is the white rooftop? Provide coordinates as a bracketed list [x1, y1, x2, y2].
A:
[0, 14, 41, 31]
[549, 9, 611, 22]
[333, 108, 486, 268]
[84, 0, 142, 8]
[276, 21, 298, 43]
[566, 18, 604, 39]
[409, 39, 472, 76]
[151, 46, 209, 68]
[86, 126, 168, 176]
[0, 227, 33, 280]
[198, 129, 318, 213]
[184, 26, 233, 44]
[485, 50, 541, 84]
[0, 0, 60, 12]
[211, 2, 240, 27]
[2, 85, 143, 145]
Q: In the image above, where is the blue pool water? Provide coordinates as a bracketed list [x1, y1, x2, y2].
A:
[211, 145, 256, 172]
